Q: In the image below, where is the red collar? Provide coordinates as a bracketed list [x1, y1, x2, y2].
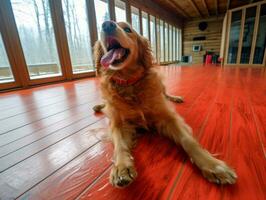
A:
[111, 72, 144, 86]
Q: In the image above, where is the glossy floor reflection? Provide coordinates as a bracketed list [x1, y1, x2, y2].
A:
[0, 65, 265, 200]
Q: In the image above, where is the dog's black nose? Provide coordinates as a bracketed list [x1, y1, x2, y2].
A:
[102, 21, 116, 34]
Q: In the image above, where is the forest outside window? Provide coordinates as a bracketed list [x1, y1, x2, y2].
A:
[62, 0, 94, 74]
[11, 0, 62, 79]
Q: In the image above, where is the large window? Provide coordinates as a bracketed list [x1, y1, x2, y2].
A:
[156, 18, 161, 61]
[1, 0, 182, 91]
[95, 0, 110, 39]
[150, 15, 156, 57]
[11, 0, 62, 79]
[115, 0, 126, 22]
[173, 27, 176, 61]
[131, 6, 140, 33]
[142, 11, 149, 39]
[178, 29, 181, 60]
[164, 22, 169, 62]
[169, 25, 172, 62]
[0, 33, 13, 83]
[160, 20, 164, 62]
[62, 0, 93, 73]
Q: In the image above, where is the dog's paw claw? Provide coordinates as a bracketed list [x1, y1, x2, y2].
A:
[172, 96, 184, 103]
[201, 161, 237, 185]
[176, 97, 184, 103]
[110, 165, 137, 188]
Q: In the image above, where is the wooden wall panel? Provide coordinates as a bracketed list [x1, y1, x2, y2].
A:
[183, 16, 224, 64]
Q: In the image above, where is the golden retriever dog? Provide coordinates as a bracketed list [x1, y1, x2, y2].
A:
[94, 21, 237, 188]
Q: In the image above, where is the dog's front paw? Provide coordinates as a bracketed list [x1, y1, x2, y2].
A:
[201, 159, 237, 185]
[110, 165, 137, 188]
[92, 104, 105, 112]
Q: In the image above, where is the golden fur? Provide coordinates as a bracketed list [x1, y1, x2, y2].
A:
[94, 21, 237, 187]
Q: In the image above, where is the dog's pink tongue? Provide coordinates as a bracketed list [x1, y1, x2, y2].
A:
[100, 48, 125, 68]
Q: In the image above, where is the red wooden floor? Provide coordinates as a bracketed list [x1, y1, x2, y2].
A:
[0, 65, 265, 200]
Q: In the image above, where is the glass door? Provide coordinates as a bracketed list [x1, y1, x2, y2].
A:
[226, 2, 266, 66]
[253, 4, 266, 64]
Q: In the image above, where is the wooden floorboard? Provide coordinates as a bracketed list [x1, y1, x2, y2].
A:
[0, 65, 265, 200]
[0, 116, 103, 172]
[0, 88, 95, 120]
[0, 79, 97, 111]
[0, 93, 101, 135]
[0, 103, 97, 147]
[163, 67, 237, 199]
[0, 119, 105, 199]
[0, 104, 95, 151]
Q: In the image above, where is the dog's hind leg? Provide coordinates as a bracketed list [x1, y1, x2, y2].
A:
[156, 112, 237, 184]
[109, 121, 138, 188]
[163, 85, 184, 103]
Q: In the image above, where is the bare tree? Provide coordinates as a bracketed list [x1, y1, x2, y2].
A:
[70, 2, 81, 49]
[32, 0, 42, 41]
[41, 0, 50, 38]
[64, 0, 73, 46]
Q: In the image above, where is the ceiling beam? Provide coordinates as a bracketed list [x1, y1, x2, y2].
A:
[188, 0, 203, 18]
[201, 0, 210, 16]
[215, 0, 219, 16]
[166, 0, 190, 19]
[129, 0, 183, 28]
[227, 0, 231, 10]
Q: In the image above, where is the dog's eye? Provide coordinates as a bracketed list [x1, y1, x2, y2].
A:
[123, 27, 132, 33]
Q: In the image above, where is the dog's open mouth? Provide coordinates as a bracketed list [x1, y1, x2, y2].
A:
[100, 37, 130, 68]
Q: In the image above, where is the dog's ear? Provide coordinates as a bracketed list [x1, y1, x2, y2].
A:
[93, 40, 104, 76]
[137, 36, 154, 68]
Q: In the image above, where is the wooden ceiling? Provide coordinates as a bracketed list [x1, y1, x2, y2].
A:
[153, 0, 263, 19]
